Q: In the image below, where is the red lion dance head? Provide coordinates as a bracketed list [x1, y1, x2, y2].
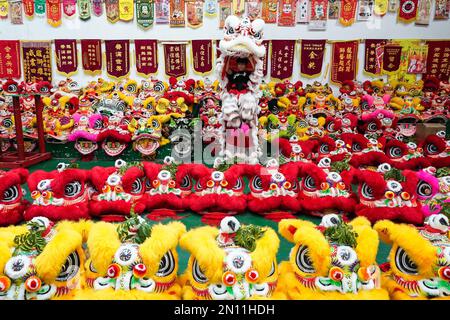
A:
[354, 163, 424, 224]
[89, 159, 146, 221]
[142, 157, 193, 216]
[25, 163, 90, 221]
[0, 168, 29, 226]
[187, 162, 247, 223]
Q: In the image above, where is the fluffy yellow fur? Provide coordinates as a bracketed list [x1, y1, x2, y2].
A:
[0, 240, 12, 275]
[139, 221, 186, 276]
[179, 226, 225, 283]
[279, 219, 331, 276]
[34, 229, 83, 283]
[86, 222, 122, 275]
[374, 220, 437, 279]
[351, 222, 379, 268]
[250, 228, 280, 279]
[56, 220, 93, 243]
[75, 285, 181, 300]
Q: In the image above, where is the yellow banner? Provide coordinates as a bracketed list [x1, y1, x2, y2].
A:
[119, 0, 134, 21]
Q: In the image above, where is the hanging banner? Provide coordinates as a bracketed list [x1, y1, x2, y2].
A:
[192, 39, 212, 75]
[262, 39, 269, 76]
[328, 0, 340, 19]
[163, 42, 187, 77]
[0, 0, 8, 18]
[219, 0, 231, 28]
[169, 0, 184, 27]
[246, 0, 261, 20]
[155, 0, 169, 23]
[434, 0, 449, 20]
[357, 0, 374, 21]
[22, 41, 52, 82]
[34, 0, 45, 15]
[407, 44, 427, 74]
[91, 0, 103, 16]
[300, 39, 326, 78]
[308, 0, 328, 30]
[364, 39, 386, 76]
[388, 39, 419, 82]
[388, 0, 398, 11]
[105, 39, 130, 78]
[382, 44, 402, 74]
[136, 0, 153, 28]
[232, 0, 244, 15]
[330, 40, 358, 85]
[425, 40, 450, 81]
[105, 0, 119, 22]
[278, 0, 296, 26]
[205, 0, 216, 16]
[398, 0, 418, 22]
[54, 39, 78, 76]
[135, 39, 158, 75]
[23, 0, 34, 17]
[339, 0, 357, 26]
[81, 39, 102, 73]
[62, 0, 76, 17]
[261, 0, 277, 23]
[46, 0, 61, 26]
[415, 0, 431, 24]
[296, 0, 308, 23]
[0, 40, 21, 78]
[78, 0, 91, 20]
[270, 40, 295, 80]
[9, 0, 23, 24]
[374, 0, 388, 15]
[119, 0, 133, 21]
[186, 0, 203, 28]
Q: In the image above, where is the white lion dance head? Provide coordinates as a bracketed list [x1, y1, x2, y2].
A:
[216, 15, 266, 164]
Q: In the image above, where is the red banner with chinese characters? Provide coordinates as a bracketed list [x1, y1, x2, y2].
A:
[262, 40, 269, 76]
[46, 0, 62, 27]
[0, 40, 21, 79]
[23, 0, 34, 16]
[300, 39, 326, 77]
[135, 39, 158, 75]
[163, 42, 187, 77]
[54, 39, 78, 76]
[364, 39, 386, 76]
[330, 40, 358, 85]
[270, 40, 295, 80]
[105, 40, 130, 79]
[382, 44, 402, 74]
[192, 40, 212, 74]
[22, 41, 52, 82]
[81, 39, 102, 73]
[216, 39, 221, 59]
[339, 0, 357, 26]
[398, 0, 418, 22]
[425, 40, 450, 81]
[277, 0, 296, 26]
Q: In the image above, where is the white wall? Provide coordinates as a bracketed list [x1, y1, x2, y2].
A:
[1, 4, 450, 91]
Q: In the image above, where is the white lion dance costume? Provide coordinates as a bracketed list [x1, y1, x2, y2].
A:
[216, 15, 266, 164]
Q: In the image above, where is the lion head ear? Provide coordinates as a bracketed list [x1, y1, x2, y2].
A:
[373, 220, 396, 245]
[278, 219, 316, 243]
[250, 228, 279, 278]
[351, 221, 379, 268]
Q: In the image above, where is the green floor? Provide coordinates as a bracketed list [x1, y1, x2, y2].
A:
[26, 158, 392, 274]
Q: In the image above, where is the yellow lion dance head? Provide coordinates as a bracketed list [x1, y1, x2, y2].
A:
[76, 214, 185, 300]
[179, 217, 283, 300]
[277, 214, 389, 299]
[374, 213, 450, 300]
[0, 217, 89, 300]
